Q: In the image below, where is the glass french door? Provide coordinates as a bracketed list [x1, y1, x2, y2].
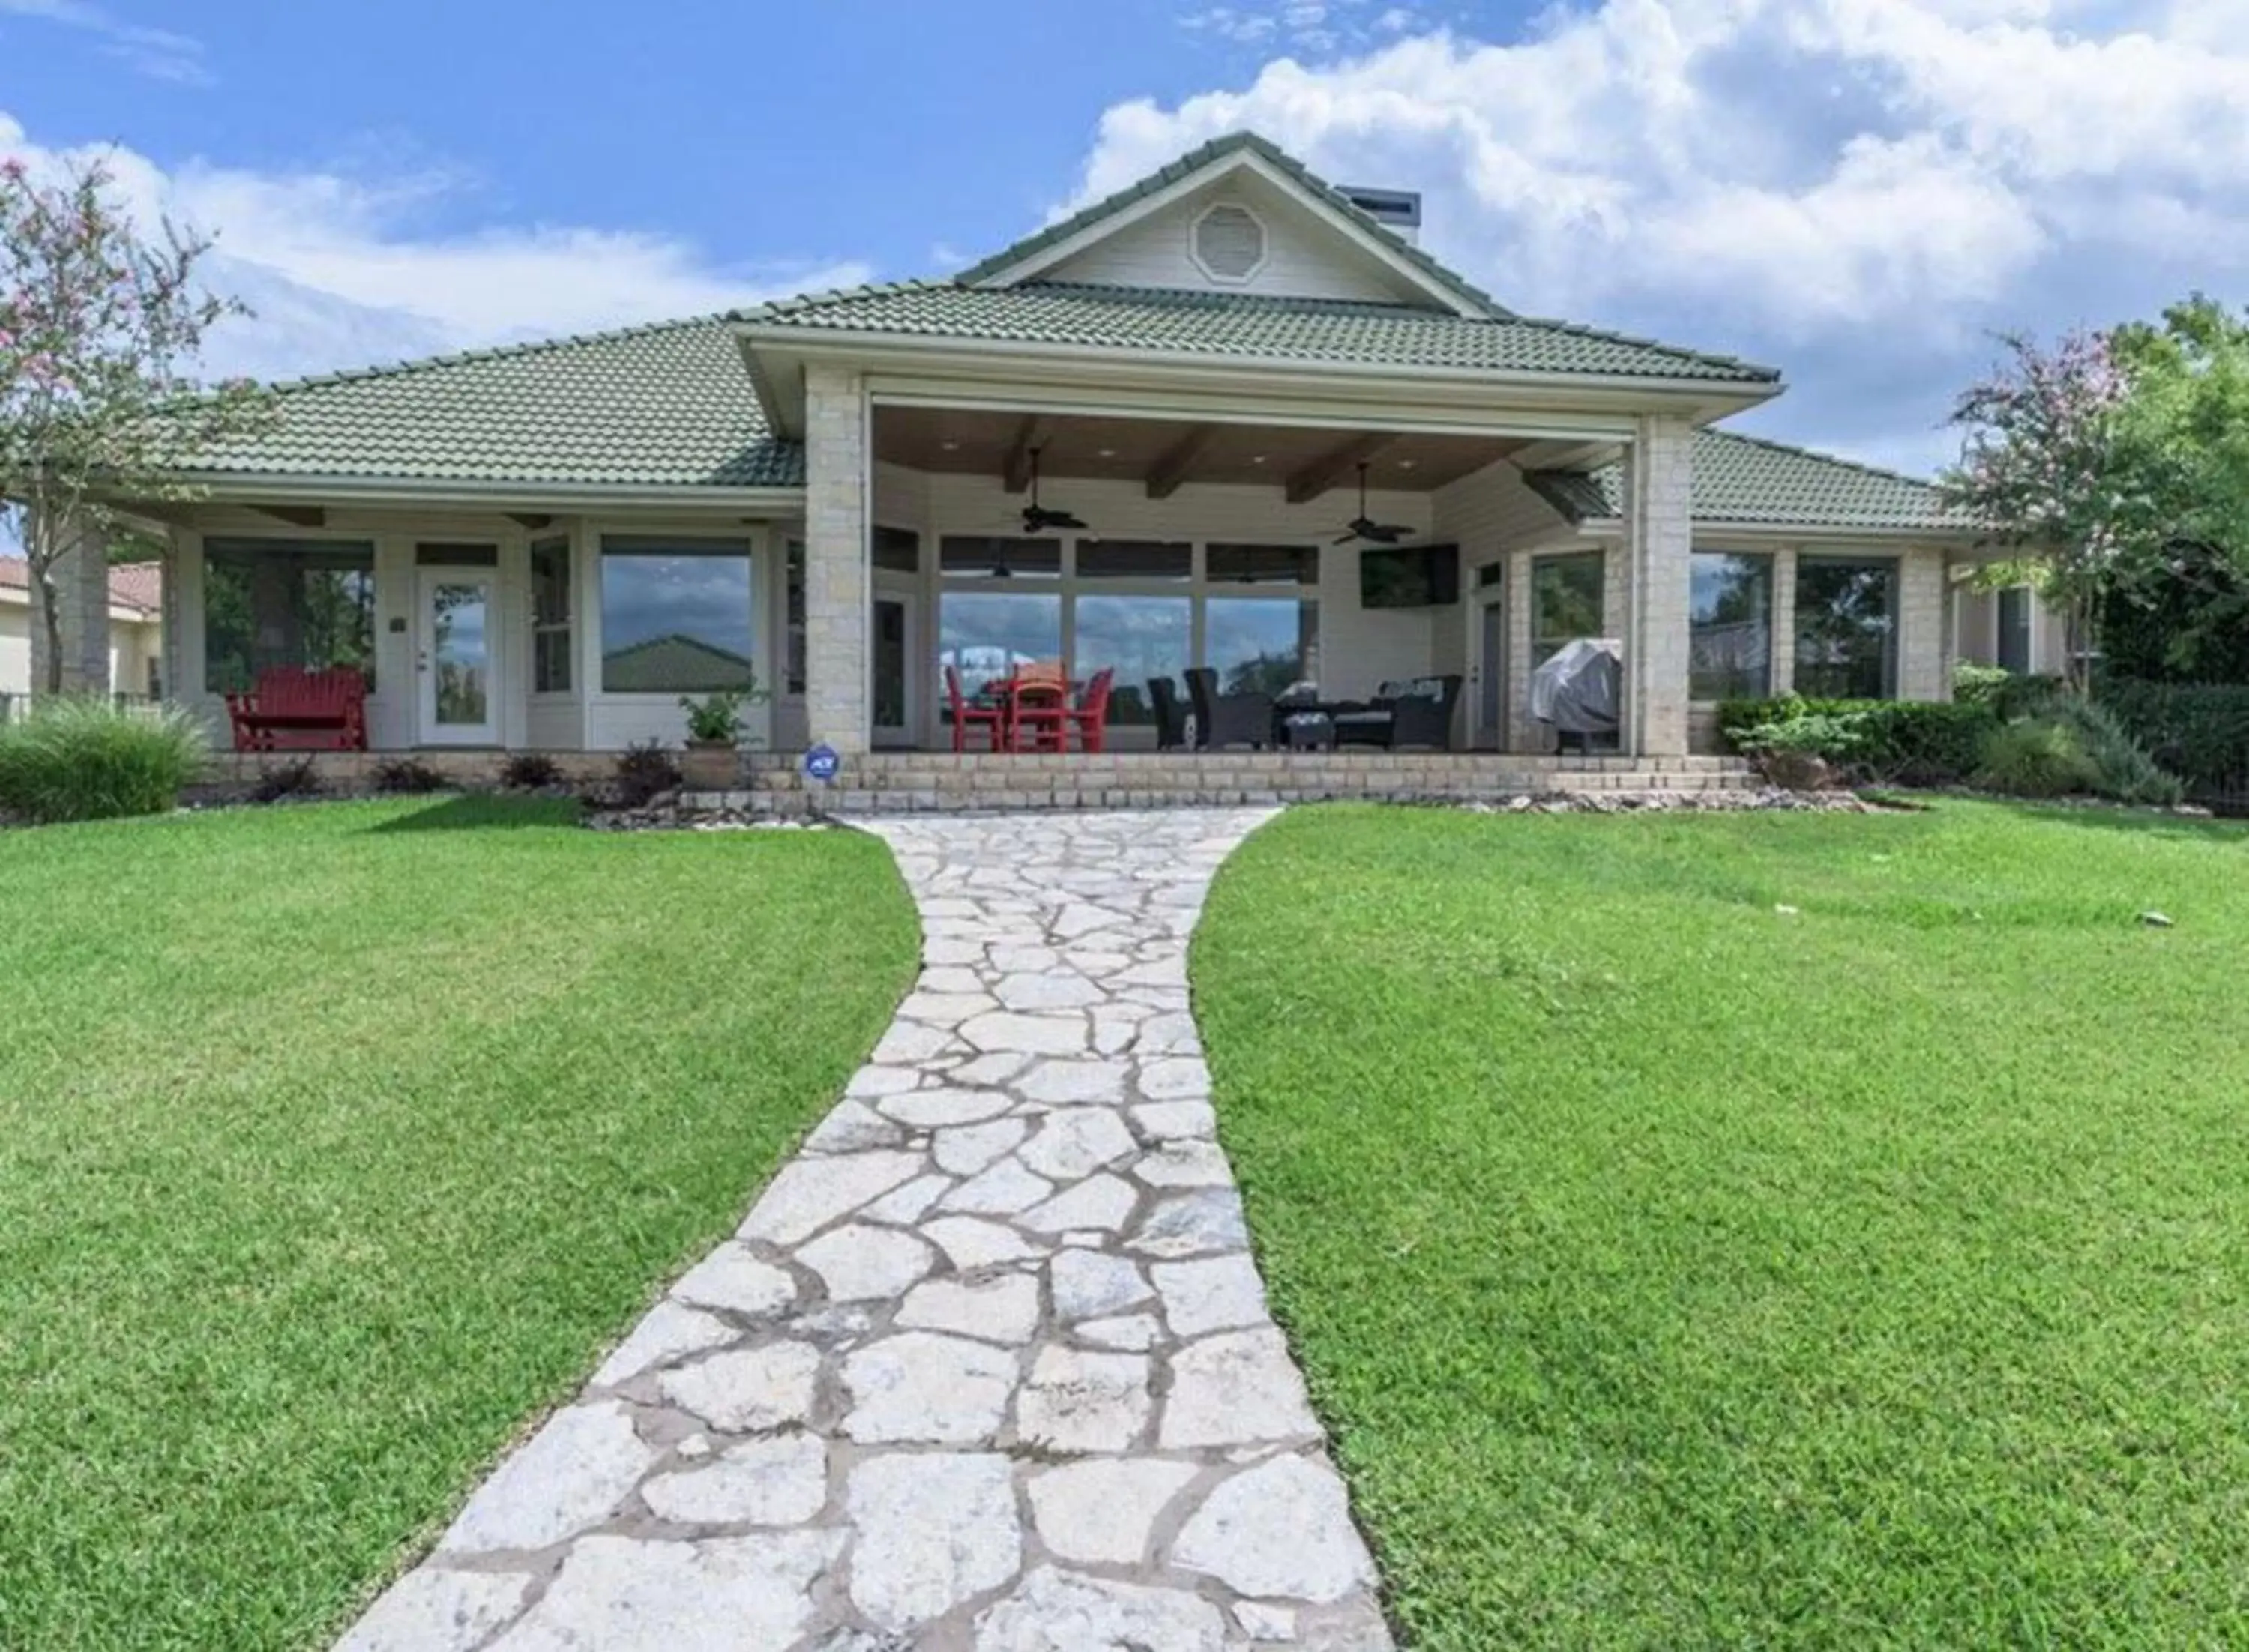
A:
[872, 590, 916, 748]
[1477, 594, 1507, 748]
[417, 567, 499, 744]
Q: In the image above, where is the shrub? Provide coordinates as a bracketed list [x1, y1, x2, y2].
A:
[612, 740, 681, 807]
[678, 691, 747, 744]
[371, 757, 448, 794]
[1973, 718, 2102, 798]
[1952, 662, 2014, 707]
[501, 752, 563, 790]
[1720, 696, 1998, 784]
[252, 755, 322, 804]
[0, 696, 206, 824]
[2098, 681, 2249, 801]
[2053, 698, 2185, 806]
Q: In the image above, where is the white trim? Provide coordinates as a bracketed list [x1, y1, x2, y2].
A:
[965, 145, 1491, 319]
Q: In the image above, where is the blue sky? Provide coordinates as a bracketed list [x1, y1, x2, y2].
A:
[4, 0, 2245, 476]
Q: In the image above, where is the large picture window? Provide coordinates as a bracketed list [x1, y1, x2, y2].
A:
[1795, 555, 1898, 699]
[1074, 594, 1190, 725]
[1690, 551, 1774, 700]
[530, 536, 572, 693]
[1530, 553, 1604, 666]
[599, 537, 756, 693]
[202, 538, 376, 693]
[939, 591, 1062, 710]
[1205, 597, 1318, 698]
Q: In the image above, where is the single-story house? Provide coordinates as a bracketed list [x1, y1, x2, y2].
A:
[40, 132, 1989, 762]
[0, 557, 163, 712]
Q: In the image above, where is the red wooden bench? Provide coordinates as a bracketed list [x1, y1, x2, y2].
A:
[225, 666, 369, 752]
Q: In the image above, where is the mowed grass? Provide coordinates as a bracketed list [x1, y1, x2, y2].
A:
[0, 798, 918, 1651]
[1194, 801, 2249, 1650]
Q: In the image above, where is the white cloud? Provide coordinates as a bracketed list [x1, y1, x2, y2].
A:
[0, 0, 208, 84]
[1086, 0, 2249, 469]
[0, 113, 873, 385]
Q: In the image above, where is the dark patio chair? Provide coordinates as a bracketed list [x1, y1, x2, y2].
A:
[1334, 675, 1463, 750]
[1147, 676, 1189, 750]
[1184, 666, 1273, 750]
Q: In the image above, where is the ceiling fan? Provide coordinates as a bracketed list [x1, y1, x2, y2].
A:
[1020, 448, 1088, 534]
[1331, 462, 1412, 545]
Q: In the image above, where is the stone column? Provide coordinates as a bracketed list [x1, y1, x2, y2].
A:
[1619, 417, 1693, 756]
[1896, 545, 1949, 701]
[802, 364, 871, 754]
[1769, 549, 1798, 696]
[27, 509, 113, 696]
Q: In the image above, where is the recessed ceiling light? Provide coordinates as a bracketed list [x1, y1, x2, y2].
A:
[1397, 458, 1418, 470]
[1097, 447, 1117, 458]
[1250, 454, 1267, 465]
[939, 439, 960, 451]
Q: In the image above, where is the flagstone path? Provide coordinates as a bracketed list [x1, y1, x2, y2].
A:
[339, 807, 1391, 1651]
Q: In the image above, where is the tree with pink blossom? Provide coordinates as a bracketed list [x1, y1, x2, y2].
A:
[1942, 327, 2153, 694]
[1, 151, 274, 693]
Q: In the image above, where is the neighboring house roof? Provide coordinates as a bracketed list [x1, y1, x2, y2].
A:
[0, 556, 163, 617]
[181, 316, 801, 489]
[600, 633, 759, 693]
[1527, 429, 1969, 533]
[739, 280, 1777, 385]
[953, 131, 1503, 317]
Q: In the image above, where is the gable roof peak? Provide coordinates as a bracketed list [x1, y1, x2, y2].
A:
[954, 129, 1505, 319]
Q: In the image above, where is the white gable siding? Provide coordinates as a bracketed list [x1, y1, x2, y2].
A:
[1041, 184, 1431, 307]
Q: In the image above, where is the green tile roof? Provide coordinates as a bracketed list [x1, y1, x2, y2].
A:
[184, 316, 801, 489]
[953, 130, 1505, 316]
[741, 280, 1778, 385]
[1529, 429, 1966, 532]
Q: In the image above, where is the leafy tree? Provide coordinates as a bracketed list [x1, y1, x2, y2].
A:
[0, 151, 272, 692]
[2110, 295, 2249, 579]
[1942, 328, 2143, 693]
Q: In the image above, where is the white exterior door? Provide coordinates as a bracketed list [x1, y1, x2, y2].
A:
[1475, 591, 1507, 749]
[417, 567, 499, 745]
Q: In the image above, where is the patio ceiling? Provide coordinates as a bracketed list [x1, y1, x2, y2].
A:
[873, 406, 1528, 501]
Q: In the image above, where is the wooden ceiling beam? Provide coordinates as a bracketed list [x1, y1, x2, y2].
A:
[253, 504, 326, 528]
[1283, 432, 1399, 505]
[1143, 423, 1223, 500]
[1002, 415, 1056, 495]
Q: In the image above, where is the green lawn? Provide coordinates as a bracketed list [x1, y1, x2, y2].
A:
[1194, 801, 2249, 1650]
[0, 798, 918, 1651]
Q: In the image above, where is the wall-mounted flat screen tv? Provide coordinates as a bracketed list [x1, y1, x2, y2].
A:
[1360, 543, 1460, 609]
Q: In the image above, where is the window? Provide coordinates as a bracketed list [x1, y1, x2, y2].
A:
[1475, 561, 1506, 590]
[873, 525, 921, 573]
[1074, 594, 1191, 726]
[939, 591, 1062, 712]
[599, 537, 756, 693]
[785, 538, 807, 694]
[940, 537, 1060, 579]
[1205, 597, 1318, 698]
[529, 537, 572, 693]
[1795, 555, 1898, 699]
[1997, 585, 2032, 675]
[1690, 552, 1774, 700]
[1076, 540, 1190, 581]
[1207, 543, 1316, 585]
[1530, 553, 1604, 665]
[202, 538, 376, 693]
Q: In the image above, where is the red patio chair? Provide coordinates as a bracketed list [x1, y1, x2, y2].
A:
[1008, 661, 1070, 753]
[945, 665, 1007, 753]
[1067, 668, 1114, 753]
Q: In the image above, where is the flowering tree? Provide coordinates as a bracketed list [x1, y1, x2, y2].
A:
[0, 152, 272, 693]
[1942, 328, 2145, 693]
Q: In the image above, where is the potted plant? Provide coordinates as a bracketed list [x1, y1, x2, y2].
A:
[677, 682, 764, 789]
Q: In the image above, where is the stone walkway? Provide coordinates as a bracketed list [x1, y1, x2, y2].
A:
[340, 808, 1391, 1652]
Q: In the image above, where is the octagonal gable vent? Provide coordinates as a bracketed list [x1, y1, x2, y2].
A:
[1192, 202, 1266, 281]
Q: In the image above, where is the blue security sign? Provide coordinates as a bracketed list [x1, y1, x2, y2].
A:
[804, 742, 842, 783]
